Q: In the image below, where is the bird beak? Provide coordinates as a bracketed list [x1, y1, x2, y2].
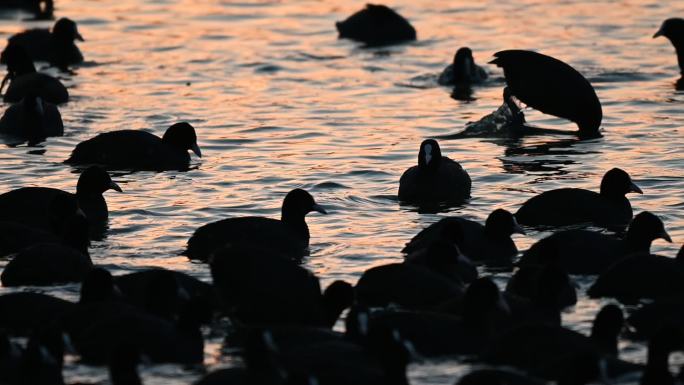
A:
[653, 28, 664, 38]
[629, 182, 643, 194]
[75, 31, 85, 42]
[660, 230, 673, 243]
[311, 203, 327, 215]
[190, 142, 202, 158]
[488, 57, 501, 66]
[512, 217, 526, 235]
[109, 181, 123, 192]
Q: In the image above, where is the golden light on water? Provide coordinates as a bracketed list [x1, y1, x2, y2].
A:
[0, 0, 682, 382]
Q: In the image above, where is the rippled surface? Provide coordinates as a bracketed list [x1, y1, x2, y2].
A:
[0, 0, 683, 383]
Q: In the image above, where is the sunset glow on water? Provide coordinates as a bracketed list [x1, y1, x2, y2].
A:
[0, 0, 683, 383]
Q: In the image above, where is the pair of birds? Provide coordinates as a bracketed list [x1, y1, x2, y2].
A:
[397, 136, 640, 223]
[0, 17, 84, 143]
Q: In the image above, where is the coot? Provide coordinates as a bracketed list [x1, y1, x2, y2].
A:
[403, 209, 524, 265]
[348, 278, 510, 357]
[65, 122, 202, 171]
[588, 243, 684, 302]
[518, 211, 671, 275]
[0, 43, 69, 104]
[184, 188, 326, 261]
[355, 262, 463, 309]
[404, 239, 478, 283]
[398, 139, 471, 206]
[2, 17, 84, 69]
[654, 18, 684, 75]
[1, 211, 91, 286]
[483, 304, 635, 382]
[515, 168, 641, 228]
[0, 166, 121, 234]
[0, 94, 63, 144]
[75, 297, 210, 365]
[210, 244, 353, 327]
[490, 50, 602, 138]
[335, 4, 416, 46]
[114, 268, 214, 320]
[438, 47, 488, 86]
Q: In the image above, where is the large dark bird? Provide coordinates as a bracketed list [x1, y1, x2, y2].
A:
[184, 188, 327, 261]
[490, 50, 602, 138]
[66, 122, 201, 171]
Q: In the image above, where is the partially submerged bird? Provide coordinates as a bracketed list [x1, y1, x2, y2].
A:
[65, 122, 201, 171]
[490, 50, 602, 138]
[438, 47, 488, 86]
[335, 4, 416, 47]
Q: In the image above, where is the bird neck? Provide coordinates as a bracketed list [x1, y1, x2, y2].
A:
[676, 44, 684, 75]
[281, 210, 310, 241]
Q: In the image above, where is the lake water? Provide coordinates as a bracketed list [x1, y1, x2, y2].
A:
[0, 0, 683, 383]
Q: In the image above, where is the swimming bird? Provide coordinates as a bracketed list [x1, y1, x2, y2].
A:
[0, 43, 68, 104]
[2, 17, 84, 69]
[184, 188, 326, 261]
[210, 244, 353, 327]
[403, 209, 524, 265]
[654, 18, 684, 76]
[114, 268, 214, 320]
[355, 261, 464, 309]
[515, 168, 641, 228]
[505, 263, 577, 326]
[1, 211, 91, 286]
[588, 243, 684, 302]
[0, 94, 63, 144]
[335, 4, 416, 46]
[348, 277, 510, 357]
[398, 139, 471, 206]
[518, 211, 672, 275]
[438, 47, 488, 86]
[490, 50, 602, 138]
[65, 122, 201, 171]
[0, 166, 122, 235]
[483, 304, 635, 382]
[404, 239, 478, 283]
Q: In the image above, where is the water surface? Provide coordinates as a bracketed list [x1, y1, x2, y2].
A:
[1, 0, 683, 383]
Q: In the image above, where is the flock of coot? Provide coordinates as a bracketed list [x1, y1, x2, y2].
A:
[0, 2, 682, 385]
